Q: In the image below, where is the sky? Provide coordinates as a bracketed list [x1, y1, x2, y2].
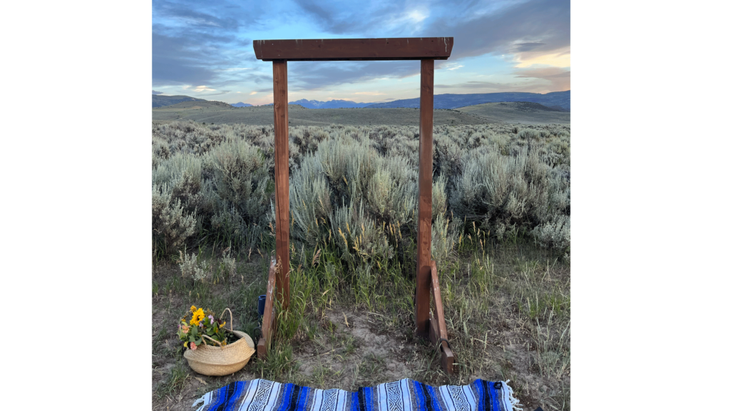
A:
[152, 0, 570, 105]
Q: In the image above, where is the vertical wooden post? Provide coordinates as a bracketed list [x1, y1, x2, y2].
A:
[415, 59, 434, 337]
[273, 60, 290, 310]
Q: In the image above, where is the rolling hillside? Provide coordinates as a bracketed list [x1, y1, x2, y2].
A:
[455, 102, 570, 124]
[152, 94, 208, 108]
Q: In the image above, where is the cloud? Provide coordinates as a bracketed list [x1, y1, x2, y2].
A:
[192, 85, 216, 92]
[152, 90, 164, 95]
[152, 32, 218, 86]
[276, 0, 568, 92]
[514, 42, 546, 52]
[292, 0, 427, 36]
[436, 66, 570, 93]
[152, 1, 264, 88]
[514, 46, 570, 68]
[441, 62, 464, 71]
[426, 0, 570, 64]
[514, 67, 570, 90]
[155, 1, 240, 30]
[249, 91, 257, 95]
[152, 0, 569, 96]
[287, 60, 421, 91]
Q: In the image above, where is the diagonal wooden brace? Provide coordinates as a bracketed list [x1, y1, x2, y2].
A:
[257, 257, 278, 359]
[428, 260, 457, 374]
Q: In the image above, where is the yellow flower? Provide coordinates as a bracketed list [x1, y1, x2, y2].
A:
[190, 305, 197, 313]
[190, 308, 205, 326]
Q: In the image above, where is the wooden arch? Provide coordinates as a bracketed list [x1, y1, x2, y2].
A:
[253, 38, 456, 374]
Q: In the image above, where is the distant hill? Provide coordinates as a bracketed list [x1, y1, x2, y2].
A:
[290, 99, 371, 109]
[157, 100, 235, 109]
[152, 91, 571, 113]
[365, 91, 570, 111]
[455, 101, 570, 124]
[152, 94, 208, 108]
[153, 104, 487, 126]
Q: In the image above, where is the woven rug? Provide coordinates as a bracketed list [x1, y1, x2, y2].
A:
[192, 378, 522, 411]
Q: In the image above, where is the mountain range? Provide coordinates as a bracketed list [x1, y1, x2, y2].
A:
[153, 91, 570, 111]
[366, 91, 570, 111]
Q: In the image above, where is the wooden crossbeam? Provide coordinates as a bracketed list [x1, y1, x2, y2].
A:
[253, 38, 453, 61]
[428, 260, 456, 374]
[257, 258, 277, 359]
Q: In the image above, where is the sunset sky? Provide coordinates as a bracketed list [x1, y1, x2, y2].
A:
[152, 0, 570, 105]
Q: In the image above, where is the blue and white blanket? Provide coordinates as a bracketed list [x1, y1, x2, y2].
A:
[192, 378, 522, 411]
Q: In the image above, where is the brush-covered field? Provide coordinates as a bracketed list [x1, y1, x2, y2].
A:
[152, 121, 571, 410]
[153, 102, 536, 126]
[455, 102, 571, 125]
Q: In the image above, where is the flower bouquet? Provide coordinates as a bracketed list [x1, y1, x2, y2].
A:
[178, 306, 255, 376]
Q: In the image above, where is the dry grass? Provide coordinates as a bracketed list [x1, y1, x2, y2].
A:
[152, 236, 570, 411]
[152, 121, 570, 410]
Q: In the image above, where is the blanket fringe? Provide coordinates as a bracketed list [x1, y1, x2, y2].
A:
[191, 393, 209, 411]
[501, 380, 523, 411]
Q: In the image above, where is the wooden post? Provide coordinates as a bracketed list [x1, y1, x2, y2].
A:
[415, 59, 434, 337]
[273, 60, 290, 310]
[257, 258, 277, 359]
[428, 260, 456, 374]
[254, 39, 455, 369]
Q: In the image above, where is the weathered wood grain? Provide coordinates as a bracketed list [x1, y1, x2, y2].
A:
[257, 258, 278, 359]
[253, 38, 453, 61]
[415, 59, 434, 338]
[428, 260, 456, 374]
[273, 60, 290, 310]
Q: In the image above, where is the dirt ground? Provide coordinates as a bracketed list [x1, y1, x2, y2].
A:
[152, 247, 570, 411]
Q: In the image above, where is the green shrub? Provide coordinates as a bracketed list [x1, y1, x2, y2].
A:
[450, 147, 568, 241]
[152, 184, 197, 257]
[152, 121, 571, 258]
[290, 154, 333, 247]
[203, 139, 272, 225]
[532, 214, 570, 253]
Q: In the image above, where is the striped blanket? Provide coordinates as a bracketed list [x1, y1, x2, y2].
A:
[192, 378, 522, 411]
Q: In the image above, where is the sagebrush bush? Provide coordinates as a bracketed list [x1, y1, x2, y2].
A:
[431, 213, 461, 263]
[328, 200, 393, 268]
[152, 184, 197, 256]
[450, 146, 569, 241]
[178, 251, 212, 282]
[290, 154, 332, 247]
[152, 121, 570, 261]
[532, 214, 570, 253]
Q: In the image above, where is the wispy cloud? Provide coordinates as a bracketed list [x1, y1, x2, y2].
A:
[153, 0, 569, 102]
[514, 67, 570, 90]
[442, 63, 464, 71]
[427, 0, 569, 62]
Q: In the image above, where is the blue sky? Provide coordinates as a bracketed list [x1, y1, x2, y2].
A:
[152, 0, 570, 105]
